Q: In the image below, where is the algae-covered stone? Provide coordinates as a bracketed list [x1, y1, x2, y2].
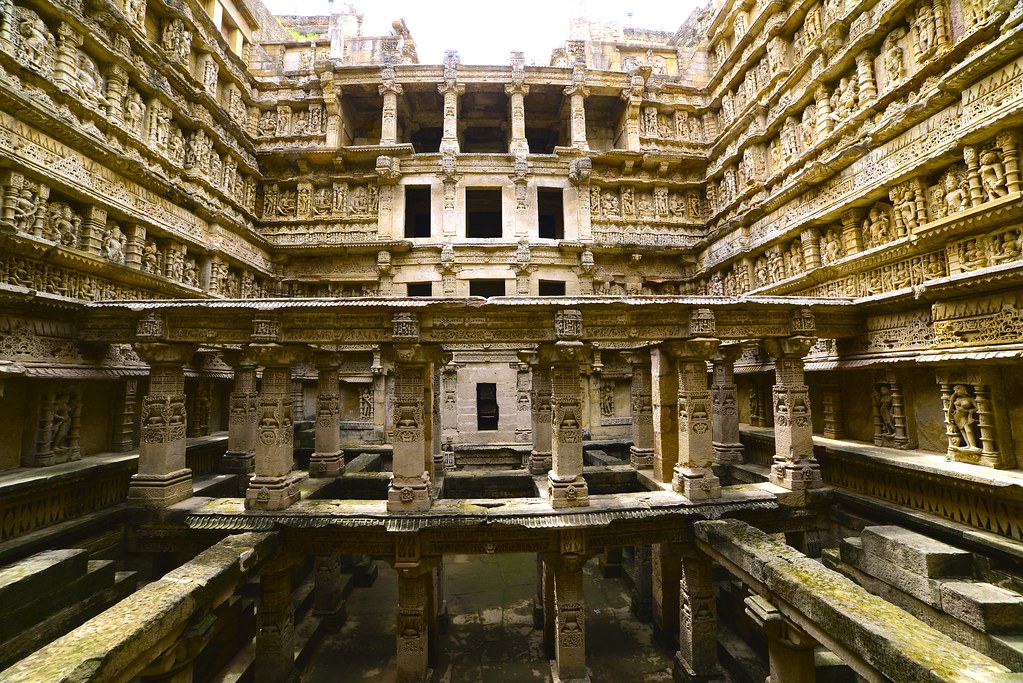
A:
[941, 582, 1023, 635]
[860, 526, 974, 579]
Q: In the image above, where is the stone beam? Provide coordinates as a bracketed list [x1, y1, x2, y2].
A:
[694, 519, 1017, 683]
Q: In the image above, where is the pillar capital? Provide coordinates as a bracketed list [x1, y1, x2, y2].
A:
[665, 338, 720, 361]
[134, 342, 197, 366]
[504, 82, 530, 97]
[437, 82, 466, 97]
[249, 342, 310, 368]
[763, 335, 815, 359]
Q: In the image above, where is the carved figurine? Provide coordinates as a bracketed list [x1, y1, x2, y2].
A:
[124, 89, 144, 134]
[949, 384, 980, 450]
[877, 385, 896, 436]
[979, 149, 1008, 202]
[18, 15, 53, 71]
[103, 225, 127, 263]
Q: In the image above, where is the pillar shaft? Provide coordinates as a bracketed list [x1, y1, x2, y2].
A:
[246, 346, 306, 510]
[553, 555, 589, 682]
[530, 363, 553, 473]
[224, 356, 258, 474]
[130, 343, 195, 506]
[764, 337, 822, 490]
[311, 354, 345, 477]
[651, 347, 679, 484]
[626, 350, 654, 468]
[669, 340, 721, 500]
[438, 84, 465, 154]
[380, 84, 402, 145]
[631, 544, 653, 621]
[565, 86, 589, 150]
[389, 358, 433, 512]
[652, 543, 681, 650]
[711, 349, 744, 465]
[314, 554, 346, 631]
[745, 595, 817, 683]
[256, 558, 296, 683]
[506, 84, 529, 154]
[548, 347, 589, 508]
[396, 567, 432, 682]
[676, 544, 723, 682]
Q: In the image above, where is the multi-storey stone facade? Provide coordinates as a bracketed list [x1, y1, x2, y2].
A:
[3, 0, 1023, 681]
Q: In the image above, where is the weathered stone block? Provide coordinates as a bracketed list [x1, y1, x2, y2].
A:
[0, 549, 89, 614]
[941, 582, 1023, 635]
[860, 526, 974, 578]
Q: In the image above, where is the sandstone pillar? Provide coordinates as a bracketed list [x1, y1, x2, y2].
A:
[314, 554, 346, 631]
[625, 350, 654, 468]
[668, 339, 721, 500]
[506, 83, 529, 155]
[855, 50, 877, 105]
[223, 351, 258, 474]
[711, 347, 744, 466]
[631, 544, 653, 621]
[800, 228, 822, 270]
[565, 83, 590, 150]
[388, 345, 434, 512]
[675, 544, 725, 682]
[542, 555, 557, 659]
[396, 565, 433, 682]
[246, 345, 307, 510]
[764, 337, 822, 490]
[551, 549, 589, 682]
[745, 595, 817, 683]
[112, 378, 138, 453]
[438, 83, 465, 155]
[652, 542, 681, 650]
[651, 346, 679, 483]
[379, 79, 403, 146]
[130, 343, 196, 507]
[256, 556, 297, 683]
[822, 382, 845, 440]
[310, 352, 345, 477]
[547, 311, 589, 508]
[528, 356, 553, 474]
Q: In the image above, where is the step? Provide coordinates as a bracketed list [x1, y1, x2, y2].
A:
[0, 549, 89, 614]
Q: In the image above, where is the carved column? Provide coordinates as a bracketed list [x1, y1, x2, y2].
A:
[745, 595, 816, 683]
[841, 209, 864, 257]
[814, 84, 834, 139]
[52, 22, 82, 95]
[711, 347, 744, 466]
[314, 554, 346, 632]
[997, 132, 1022, 195]
[822, 382, 845, 440]
[652, 542, 681, 649]
[625, 350, 654, 468]
[389, 342, 434, 513]
[964, 146, 985, 208]
[800, 228, 822, 270]
[105, 64, 128, 125]
[565, 84, 590, 150]
[130, 343, 196, 507]
[547, 310, 589, 508]
[310, 353, 345, 477]
[764, 337, 822, 490]
[256, 556, 297, 683]
[320, 71, 344, 149]
[668, 339, 721, 501]
[125, 225, 146, 269]
[888, 375, 911, 449]
[81, 206, 107, 255]
[855, 50, 877, 104]
[396, 564, 433, 682]
[438, 83, 465, 155]
[551, 532, 589, 683]
[631, 544, 653, 621]
[651, 346, 679, 483]
[379, 78, 403, 146]
[112, 378, 138, 452]
[223, 351, 257, 474]
[245, 344, 307, 511]
[676, 544, 725, 682]
[529, 356, 553, 474]
[506, 83, 529, 155]
[542, 555, 557, 659]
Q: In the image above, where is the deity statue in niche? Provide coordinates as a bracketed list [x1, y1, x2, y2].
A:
[949, 384, 980, 451]
[103, 224, 127, 263]
[124, 88, 144, 134]
[979, 148, 1008, 202]
[990, 230, 1022, 265]
[864, 205, 891, 246]
[894, 188, 918, 233]
[884, 30, 905, 84]
[17, 13, 53, 72]
[941, 167, 969, 215]
[821, 229, 844, 263]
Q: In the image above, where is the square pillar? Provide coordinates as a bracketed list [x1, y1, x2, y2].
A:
[256, 557, 297, 683]
[652, 542, 681, 650]
[547, 315, 590, 507]
[551, 544, 590, 683]
[310, 353, 345, 477]
[112, 378, 138, 453]
[388, 344, 434, 513]
[763, 337, 822, 490]
[396, 565, 433, 682]
[564, 75, 589, 150]
[674, 544, 725, 683]
[506, 80, 530, 154]
[379, 74, 403, 146]
[246, 345, 308, 511]
[651, 347, 679, 483]
[745, 595, 817, 683]
[711, 347, 744, 466]
[438, 79, 464, 155]
[624, 350, 654, 468]
[314, 554, 346, 632]
[542, 555, 557, 659]
[223, 350, 258, 474]
[130, 343, 196, 507]
[631, 544, 653, 621]
[529, 358, 553, 474]
[667, 339, 721, 500]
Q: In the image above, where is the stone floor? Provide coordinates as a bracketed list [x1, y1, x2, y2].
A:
[304, 553, 675, 682]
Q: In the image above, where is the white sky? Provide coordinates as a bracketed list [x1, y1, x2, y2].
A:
[260, 0, 705, 65]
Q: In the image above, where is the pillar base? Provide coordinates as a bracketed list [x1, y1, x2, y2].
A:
[245, 475, 301, 510]
[672, 655, 727, 683]
[387, 474, 433, 512]
[712, 443, 744, 466]
[769, 459, 823, 490]
[220, 450, 254, 474]
[128, 469, 193, 507]
[629, 446, 654, 469]
[529, 451, 552, 474]
[672, 466, 721, 501]
[309, 450, 345, 478]
[432, 452, 446, 477]
[547, 474, 589, 508]
[550, 660, 591, 683]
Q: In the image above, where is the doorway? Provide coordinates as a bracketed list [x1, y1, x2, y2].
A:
[477, 382, 499, 431]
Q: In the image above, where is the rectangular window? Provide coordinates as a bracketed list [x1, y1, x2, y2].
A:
[477, 382, 499, 431]
[469, 279, 506, 298]
[537, 187, 564, 239]
[538, 280, 566, 296]
[406, 282, 432, 297]
[404, 186, 432, 238]
[465, 188, 503, 238]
